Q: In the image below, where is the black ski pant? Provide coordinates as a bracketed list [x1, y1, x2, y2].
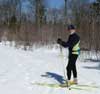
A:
[66, 54, 78, 80]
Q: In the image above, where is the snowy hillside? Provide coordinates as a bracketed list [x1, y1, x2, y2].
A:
[0, 43, 100, 94]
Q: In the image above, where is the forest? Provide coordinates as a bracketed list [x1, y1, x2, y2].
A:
[0, 0, 100, 51]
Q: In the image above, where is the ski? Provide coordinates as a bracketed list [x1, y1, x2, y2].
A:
[31, 82, 94, 91]
[74, 84, 100, 89]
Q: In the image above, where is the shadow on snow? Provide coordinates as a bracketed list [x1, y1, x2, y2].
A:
[84, 58, 100, 63]
[41, 72, 65, 84]
[83, 58, 100, 70]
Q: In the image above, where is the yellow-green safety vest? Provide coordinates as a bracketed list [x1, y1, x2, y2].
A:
[72, 41, 80, 55]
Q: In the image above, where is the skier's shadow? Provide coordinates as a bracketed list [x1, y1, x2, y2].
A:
[83, 59, 100, 70]
[41, 72, 65, 84]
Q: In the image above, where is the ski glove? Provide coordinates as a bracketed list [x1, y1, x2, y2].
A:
[57, 38, 62, 45]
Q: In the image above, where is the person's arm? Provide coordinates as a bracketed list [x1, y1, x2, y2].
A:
[57, 36, 72, 48]
[57, 34, 80, 48]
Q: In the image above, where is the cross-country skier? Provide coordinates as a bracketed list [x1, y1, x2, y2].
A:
[57, 24, 80, 86]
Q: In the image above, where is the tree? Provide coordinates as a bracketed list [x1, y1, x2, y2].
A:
[90, 0, 100, 51]
[64, 0, 67, 24]
[0, 0, 21, 25]
[28, 0, 46, 30]
[91, 0, 100, 16]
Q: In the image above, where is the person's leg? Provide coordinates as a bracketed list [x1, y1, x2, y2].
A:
[71, 55, 78, 83]
[66, 56, 73, 80]
[66, 61, 71, 80]
[66, 56, 74, 86]
[73, 63, 77, 78]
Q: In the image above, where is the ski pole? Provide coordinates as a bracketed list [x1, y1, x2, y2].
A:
[59, 46, 67, 83]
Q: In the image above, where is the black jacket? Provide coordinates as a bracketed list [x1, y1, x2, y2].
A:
[60, 33, 80, 56]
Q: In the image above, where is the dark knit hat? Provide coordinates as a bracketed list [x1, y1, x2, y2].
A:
[68, 24, 75, 30]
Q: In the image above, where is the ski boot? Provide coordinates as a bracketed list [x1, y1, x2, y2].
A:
[73, 78, 78, 84]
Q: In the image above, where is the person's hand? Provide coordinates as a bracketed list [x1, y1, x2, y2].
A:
[57, 38, 62, 44]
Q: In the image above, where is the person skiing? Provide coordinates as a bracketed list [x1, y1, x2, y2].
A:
[57, 24, 80, 86]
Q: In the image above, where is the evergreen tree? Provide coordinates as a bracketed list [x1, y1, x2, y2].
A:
[92, 0, 100, 16]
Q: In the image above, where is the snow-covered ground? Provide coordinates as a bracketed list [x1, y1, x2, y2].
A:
[0, 43, 100, 94]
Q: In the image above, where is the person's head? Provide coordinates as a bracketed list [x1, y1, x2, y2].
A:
[68, 24, 76, 34]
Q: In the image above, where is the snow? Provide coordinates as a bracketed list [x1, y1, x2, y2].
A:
[0, 43, 100, 94]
